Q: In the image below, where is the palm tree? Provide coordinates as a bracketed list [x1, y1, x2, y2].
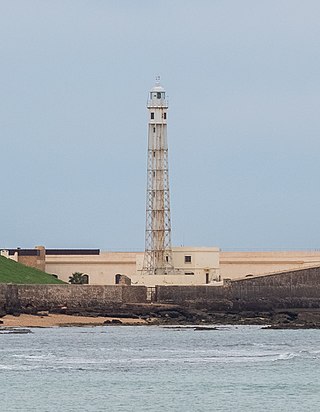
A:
[68, 272, 89, 284]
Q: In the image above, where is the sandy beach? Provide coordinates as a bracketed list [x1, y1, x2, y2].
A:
[1, 314, 147, 328]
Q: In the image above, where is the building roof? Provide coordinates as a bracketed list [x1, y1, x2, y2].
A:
[3, 248, 100, 256]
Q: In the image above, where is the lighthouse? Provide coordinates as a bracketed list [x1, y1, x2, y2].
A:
[142, 77, 175, 275]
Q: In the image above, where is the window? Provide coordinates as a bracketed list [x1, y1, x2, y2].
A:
[165, 256, 169, 262]
[163, 113, 167, 119]
[184, 255, 192, 263]
[157, 92, 161, 99]
[153, 127, 156, 132]
[151, 113, 154, 119]
[185, 272, 194, 276]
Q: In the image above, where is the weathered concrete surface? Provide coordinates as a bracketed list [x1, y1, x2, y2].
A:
[1, 266, 320, 316]
[0, 285, 147, 314]
[156, 266, 320, 311]
[0, 285, 7, 315]
[155, 285, 232, 310]
[231, 266, 320, 310]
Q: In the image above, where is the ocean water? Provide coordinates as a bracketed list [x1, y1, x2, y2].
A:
[1, 325, 320, 411]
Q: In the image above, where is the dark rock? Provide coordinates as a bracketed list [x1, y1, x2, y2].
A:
[158, 310, 182, 319]
[103, 319, 123, 325]
[102, 313, 140, 319]
[139, 314, 153, 320]
[194, 327, 218, 331]
[239, 311, 256, 318]
[24, 306, 37, 315]
[111, 319, 122, 324]
[0, 328, 32, 334]
[263, 323, 320, 330]
[278, 311, 298, 320]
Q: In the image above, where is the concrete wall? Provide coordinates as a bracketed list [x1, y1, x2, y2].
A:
[231, 266, 320, 304]
[156, 266, 320, 311]
[1, 246, 46, 271]
[130, 273, 208, 287]
[155, 285, 231, 310]
[17, 246, 46, 272]
[0, 285, 147, 313]
[130, 246, 220, 285]
[1, 266, 320, 313]
[47, 249, 320, 284]
[45, 252, 139, 285]
[171, 247, 220, 282]
[46, 247, 220, 286]
[7, 246, 320, 284]
[220, 250, 320, 279]
[18, 255, 45, 272]
[0, 284, 7, 313]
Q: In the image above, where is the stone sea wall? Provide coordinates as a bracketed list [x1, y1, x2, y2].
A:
[0, 284, 147, 313]
[156, 266, 320, 311]
[231, 266, 320, 310]
[155, 285, 232, 310]
[1, 266, 320, 314]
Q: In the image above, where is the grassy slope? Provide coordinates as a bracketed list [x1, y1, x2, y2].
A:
[0, 256, 65, 284]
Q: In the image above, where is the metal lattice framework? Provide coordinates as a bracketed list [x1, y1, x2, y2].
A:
[142, 80, 174, 275]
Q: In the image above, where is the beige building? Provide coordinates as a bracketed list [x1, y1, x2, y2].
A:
[133, 247, 220, 287]
[45, 247, 220, 287]
[3, 247, 320, 285]
[220, 250, 320, 279]
[2, 246, 220, 286]
[46, 251, 136, 285]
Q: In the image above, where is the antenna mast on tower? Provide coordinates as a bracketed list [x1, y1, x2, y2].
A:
[142, 78, 175, 275]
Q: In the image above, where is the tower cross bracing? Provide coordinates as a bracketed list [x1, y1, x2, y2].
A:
[142, 79, 174, 275]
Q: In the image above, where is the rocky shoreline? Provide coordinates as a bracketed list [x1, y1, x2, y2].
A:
[146, 307, 320, 329]
[2, 304, 320, 329]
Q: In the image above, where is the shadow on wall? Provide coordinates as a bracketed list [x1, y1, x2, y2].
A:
[115, 274, 132, 285]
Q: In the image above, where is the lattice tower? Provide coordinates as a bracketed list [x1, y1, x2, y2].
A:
[142, 78, 175, 275]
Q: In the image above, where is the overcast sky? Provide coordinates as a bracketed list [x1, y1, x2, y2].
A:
[1, 1, 320, 251]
